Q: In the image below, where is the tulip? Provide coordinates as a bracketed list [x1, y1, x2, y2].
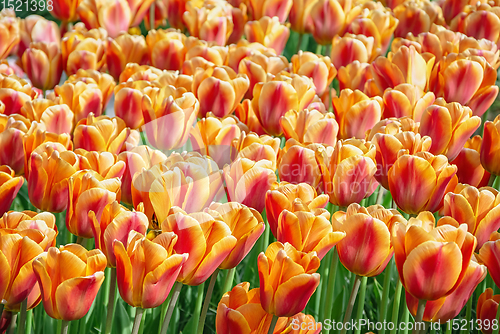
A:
[0, 16, 19, 60]
[232, 132, 279, 169]
[185, 41, 228, 69]
[308, 0, 352, 45]
[393, 0, 445, 38]
[24, 102, 74, 135]
[258, 241, 320, 317]
[0, 210, 57, 235]
[337, 61, 372, 92]
[277, 139, 325, 190]
[332, 89, 383, 139]
[406, 257, 486, 322]
[288, 0, 316, 33]
[33, 244, 107, 320]
[280, 109, 338, 146]
[114, 231, 187, 308]
[66, 170, 121, 239]
[17, 15, 61, 59]
[278, 210, 345, 259]
[0, 86, 32, 117]
[246, 0, 292, 23]
[322, 139, 379, 207]
[331, 34, 380, 70]
[144, 0, 167, 30]
[73, 113, 141, 155]
[54, 81, 103, 123]
[478, 233, 500, 289]
[366, 116, 421, 140]
[388, 152, 458, 214]
[0, 166, 24, 216]
[21, 42, 62, 91]
[244, 16, 290, 55]
[113, 80, 157, 129]
[216, 282, 292, 333]
[63, 33, 107, 76]
[481, 115, 500, 176]
[291, 51, 336, 97]
[190, 113, 246, 167]
[477, 288, 500, 334]
[142, 85, 199, 151]
[76, 149, 125, 179]
[266, 182, 329, 237]
[161, 209, 237, 285]
[207, 202, 265, 269]
[226, 39, 273, 71]
[0, 74, 35, 99]
[252, 73, 316, 136]
[193, 66, 250, 118]
[66, 68, 116, 111]
[451, 136, 491, 188]
[392, 214, 476, 301]
[224, 157, 277, 212]
[106, 33, 148, 80]
[449, 5, 500, 46]
[382, 84, 436, 122]
[429, 54, 499, 117]
[146, 29, 186, 71]
[117, 145, 167, 205]
[77, 0, 132, 38]
[371, 131, 432, 190]
[234, 99, 267, 134]
[334, 204, 405, 276]
[0, 232, 46, 312]
[49, 0, 84, 22]
[132, 152, 223, 224]
[183, 1, 234, 46]
[163, 0, 189, 30]
[0, 114, 30, 175]
[28, 147, 79, 213]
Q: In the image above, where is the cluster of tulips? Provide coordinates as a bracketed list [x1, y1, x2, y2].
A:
[1, 0, 500, 333]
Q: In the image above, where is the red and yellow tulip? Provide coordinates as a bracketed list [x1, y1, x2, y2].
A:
[280, 109, 339, 146]
[477, 288, 500, 334]
[244, 16, 290, 55]
[481, 115, 500, 176]
[106, 33, 148, 81]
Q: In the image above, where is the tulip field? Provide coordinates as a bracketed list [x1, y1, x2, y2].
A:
[3, 0, 500, 334]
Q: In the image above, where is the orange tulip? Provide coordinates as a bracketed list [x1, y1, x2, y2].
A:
[0, 166, 24, 216]
[17, 15, 60, 59]
[419, 98, 481, 161]
[234, 99, 267, 134]
[331, 34, 380, 70]
[429, 54, 499, 117]
[49, 0, 84, 22]
[185, 40, 229, 69]
[0, 210, 57, 238]
[77, 0, 131, 38]
[481, 115, 500, 176]
[388, 152, 458, 214]
[73, 113, 140, 155]
[291, 51, 336, 97]
[224, 157, 277, 212]
[114, 231, 187, 307]
[0, 114, 31, 175]
[146, 29, 186, 71]
[246, 0, 292, 22]
[406, 257, 486, 322]
[382, 84, 436, 122]
[321, 139, 379, 207]
[252, 73, 316, 136]
[216, 282, 292, 333]
[393, 0, 444, 38]
[33, 244, 107, 320]
[193, 66, 250, 118]
[22, 42, 63, 91]
[258, 241, 320, 317]
[334, 204, 405, 276]
[278, 210, 345, 259]
[207, 202, 265, 269]
[332, 89, 382, 139]
[244, 16, 290, 55]
[226, 39, 273, 71]
[113, 80, 157, 129]
[449, 4, 500, 46]
[478, 233, 500, 289]
[0, 81, 33, 117]
[308, 0, 352, 45]
[183, 1, 234, 46]
[23, 102, 74, 135]
[76, 149, 125, 179]
[63, 31, 107, 76]
[53, 81, 103, 123]
[366, 116, 421, 140]
[231, 132, 279, 169]
[117, 145, 167, 205]
[27, 147, 79, 213]
[392, 213, 476, 301]
[106, 33, 148, 80]
[161, 209, 237, 285]
[477, 288, 500, 334]
[337, 61, 372, 92]
[280, 109, 338, 146]
[142, 85, 199, 151]
[451, 136, 491, 188]
[265, 182, 329, 237]
[0, 16, 19, 60]
[371, 130, 432, 190]
[144, 0, 168, 30]
[288, 0, 315, 33]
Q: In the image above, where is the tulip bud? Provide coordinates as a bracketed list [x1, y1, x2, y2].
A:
[18, 15, 60, 59]
[309, 0, 351, 45]
[22, 42, 63, 91]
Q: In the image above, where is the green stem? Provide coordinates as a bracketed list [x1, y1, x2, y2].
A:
[158, 295, 171, 334]
[105, 267, 117, 334]
[17, 298, 27, 334]
[445, 320, 452, 334]
[323, 248, 339, 334]
[149, 2, 155, 30]
[60, 320, 70, 334]
[192, 282, 205, 333]
[267, 315, 279, 334]
[25, 309, 32, 334]
[317, 251, 329, 320]
[261, 220, 270, 254]
[493, 301, 500, 334]
[198, 269, 219, 334]
[160, 282, 182, 334]
[221, 268, 236, 296]
[412, 299, 426, 334]
[354, 276, 368, 334]
[461, 296, 473, 334]
[340, 275, 363, 334]
[489, 174, 498, 188]
[379, 258, 393, 334]
[389, 279, 403, 334]
[7, 313, 17, 334]
[296, 33, 303, 54]
[315, 44, 322, 55]
[323, 44, 331, 57]
[401, 296, 410, 334]
[138, 309, 147, 334]
[376, 187, 386, 205]
[131, 308, 144, 334]
[75, 236, 85, 246]
[0, 304, 3, 319]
